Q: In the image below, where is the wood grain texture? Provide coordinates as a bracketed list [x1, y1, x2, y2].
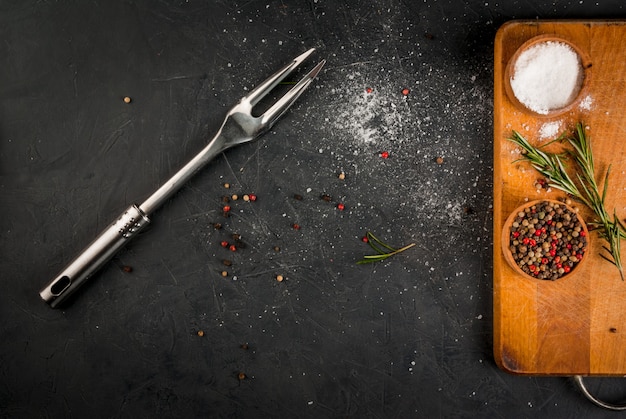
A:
[494, 20, 626, 376]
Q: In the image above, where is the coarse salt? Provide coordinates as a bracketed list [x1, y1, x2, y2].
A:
[538, 120, 562, 140]
[579, 94, 593, 111]
[510, 41, 584, 115]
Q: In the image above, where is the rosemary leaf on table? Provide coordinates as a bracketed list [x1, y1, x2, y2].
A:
[357, 232, 416, 264]
[508, 123, 625, 280]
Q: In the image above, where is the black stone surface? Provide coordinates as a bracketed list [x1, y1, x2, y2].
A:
[2, 1, 626, 418]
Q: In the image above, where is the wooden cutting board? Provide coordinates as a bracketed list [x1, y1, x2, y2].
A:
[494, 20, 626, 376]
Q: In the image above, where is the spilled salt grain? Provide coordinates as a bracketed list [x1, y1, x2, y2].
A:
[538, 121, 562, 140]
[510, 41, 583, 115]
[579, 95, 593, 111]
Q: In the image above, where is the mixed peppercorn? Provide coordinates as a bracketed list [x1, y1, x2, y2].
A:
[507, 200, 587, 280]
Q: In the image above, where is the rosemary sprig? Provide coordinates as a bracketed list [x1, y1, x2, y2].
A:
[509, 130, 586, 204]
[508, 123, 624, 280]
[357, 231, 415, 264]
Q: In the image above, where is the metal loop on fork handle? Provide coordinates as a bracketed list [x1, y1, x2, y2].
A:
[574, 375, 626, 411]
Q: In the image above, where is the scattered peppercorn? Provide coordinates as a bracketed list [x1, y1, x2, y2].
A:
[222, 196, 230, 203]
[224, 183, 230, 189]
[213, 222, 222, 230]
[401, 88, 410, 96]
[223, 205, 231, 212]
[249, 194, 257, 202]
[338, 171, 345, 180]
[229, 244, 237, 252]
[534, 178, 549, 190]
[292, 223, 301, 230]
[122, 265, 133, 273]
[221, 271, 228, 277]
[238, 372, 246, 380]
[231, 194, 238, 201]
[366, 87, 373, 94]
[220, 241, 229, 248]
[243, 194, 250, 201]
[123, 96, 132, 103]
[362, 236, 369, 243]
[436, 156, 444, 165]
[320, 194, 332, 202]
[240, 343, 249, 350]
[273, 246, 281, 252]
[197, 330, 204, 337]
[337, 203, 345, 211]
[222, 259, 232, 266]
[464, 206, 475, 215]
[380, 151, 389, 159]
[293, 194, 303, 201]
[276, 274, 284, 282]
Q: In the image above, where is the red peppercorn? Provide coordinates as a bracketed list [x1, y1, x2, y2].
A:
[567, 243, 572, 249]
[229, 244, 237, 252]
[513, 231, 520, 238]
[366, 87, 373, 94]
[546, 220, 552, 225]
[529, 265, 536, 272]
[337, 203, 345, 211]
[529, 239, 536, 247]
[580, 231, 586, 237]
[541, 258, 548, 265]
[220, 241, 229, 248]
[564, 266, 571, 273]
[362, 236, 369, 243]
[549, 249, 556, 257]
[401, 88, 410, 96]
[554, 256, 561, 263]
[556, 263, 562, 269]
[380, 151, 389, 159]
[522, 237, 530, 245]
[576, 253, 583, 260]
[292, 223, 300, 230]
[249, 194, 257, 202]
[223, 205, 231, 212]
[534, 230, 541, 237]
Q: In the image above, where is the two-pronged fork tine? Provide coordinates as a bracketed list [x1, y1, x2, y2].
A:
[39, 49, 325, 308]
[228, 48, 325, 139]
[245, 48, 317, 107]
[261, 58, 326, 128]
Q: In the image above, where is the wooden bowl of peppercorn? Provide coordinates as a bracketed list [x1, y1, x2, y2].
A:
[502, 199, 589, 281]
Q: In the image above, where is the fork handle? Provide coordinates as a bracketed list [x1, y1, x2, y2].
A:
[139, 130, 227, 215]
[39, 129, 229, 307]
[39, 205, 150, 307]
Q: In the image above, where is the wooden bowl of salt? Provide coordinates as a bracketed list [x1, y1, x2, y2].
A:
[504, 35, 592, 117]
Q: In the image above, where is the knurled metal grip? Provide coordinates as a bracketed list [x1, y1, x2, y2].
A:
[39, 204, 150, 307]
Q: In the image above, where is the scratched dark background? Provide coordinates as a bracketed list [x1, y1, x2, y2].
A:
[2, 1, 626, 418]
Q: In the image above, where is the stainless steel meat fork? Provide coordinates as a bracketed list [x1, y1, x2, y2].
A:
[40, 49, 325, 308]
